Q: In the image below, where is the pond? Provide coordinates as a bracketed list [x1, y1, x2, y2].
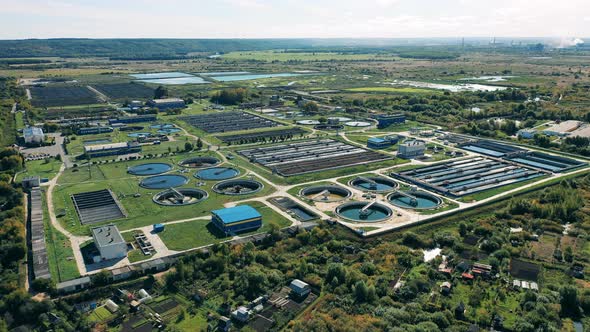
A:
[137, 77, 209, 85]
[130, 72, 193, 79]
[385, 80, 508, 92]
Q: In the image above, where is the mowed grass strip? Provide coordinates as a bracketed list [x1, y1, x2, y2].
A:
[17, 158, 62, 182]
[41, 191, 80, 282]
[158, 201, 291, 251]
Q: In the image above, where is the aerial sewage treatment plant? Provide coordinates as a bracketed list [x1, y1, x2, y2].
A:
[300, 185, 352, 202]
[178, 157, 220, 168]
[348, 176, 399, 193]
[127, 163, 173, 176]
[153, 188, 208, 206]
[195, 167, 240, 180]
[335, 201, 393, 222]
[212, 179, 264, 195]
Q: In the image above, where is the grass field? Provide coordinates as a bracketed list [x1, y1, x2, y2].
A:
[88, 306, 116, 323]
[158, 201, 291, 251]
[53, 154, 276, 235]
[221, 51, 400, 62]
[14, 111, 24, 130]
[16, 158, 62, 182]
[41, 190, 80, 282]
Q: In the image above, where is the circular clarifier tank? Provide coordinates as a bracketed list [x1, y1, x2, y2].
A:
[150, 124, 176, 129]
[328, 117, 352, 122]
[313, 124, 344, 131]
[349, 176, 399, 193]
[195, 167, 240, 180]
[157, 128, 181, 134]
[153, 188, 208, 206]
[297, 119, 321, 125]
[139, 174, 188, 189]
[300, 185, 352, 202]
[345, 121, 372, 127]
[127, 163, 172, 176]
[213, 179, 264, 195]
[179, 157, 220, 168]
[335, 201, 392, 222]
[388, 190, 443, 210]
[128, 132, 152, 138]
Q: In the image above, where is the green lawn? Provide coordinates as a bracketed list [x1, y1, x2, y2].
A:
[88, 306, 115, 323]
[41, 191, 79, 282]
[16, 158, 62, 182]
[159, 201, 291, 251]
[53, 154, 276, 236]
[14, 111, 24, 130]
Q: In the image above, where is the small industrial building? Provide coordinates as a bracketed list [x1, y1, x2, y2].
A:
[289, 279, 311, 298]
[542, 120, 582, 136]
[91, 224, 127, 261]
[231, 306, 250, 322]
[77, 126, 114, 135]
[23, 126, 45, 144]
[371, 113, 405, 129]
[211, 205, 262, 236]
[147, 98, 186, 110]
[84, 141, 141, 158]
[367, 136, 399, 149]
[111, 266, 134, 281]
[22, 176, 41, 188]
[517, 129, 536, 139]
[398, 140, 426, 159]
[56, 276, 91, 293]
[108, 115, 157, 125]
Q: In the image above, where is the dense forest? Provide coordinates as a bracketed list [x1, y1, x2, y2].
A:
[158, 177, 590, 331]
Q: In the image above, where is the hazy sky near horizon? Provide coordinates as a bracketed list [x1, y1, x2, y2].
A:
[1, 0, 588, 39]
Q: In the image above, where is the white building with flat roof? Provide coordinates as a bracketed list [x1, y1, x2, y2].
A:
[91, 224, 127, 261]
[398, 140, 426, 159]
[23, 127, 44, 144]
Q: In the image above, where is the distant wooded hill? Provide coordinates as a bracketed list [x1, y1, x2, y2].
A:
[0, 37, 562, 59]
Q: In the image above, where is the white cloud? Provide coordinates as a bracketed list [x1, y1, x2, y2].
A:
[1, 0, 590, 38]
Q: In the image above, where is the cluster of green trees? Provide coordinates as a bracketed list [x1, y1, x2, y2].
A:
[210, 88, 248, 105]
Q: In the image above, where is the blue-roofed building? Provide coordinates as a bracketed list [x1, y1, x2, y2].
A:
[367, 135, 399, 149]
[371, 113, 405, 129]
[289, 279, 311, 298]
[211, 205, 262, 235]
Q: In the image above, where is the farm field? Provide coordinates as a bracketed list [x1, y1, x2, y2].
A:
[91, 83, 155, 100]
[29, 85, 100, 107]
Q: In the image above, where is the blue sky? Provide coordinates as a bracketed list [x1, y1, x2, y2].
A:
[1, 0, 588, 39]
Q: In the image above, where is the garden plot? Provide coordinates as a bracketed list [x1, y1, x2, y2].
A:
[30, 85, 100, 107]
[238, 139, 391, 176]
[91, 83, 154, 100]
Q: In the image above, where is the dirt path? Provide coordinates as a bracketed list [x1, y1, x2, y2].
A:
[45, 163, 91, 276]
